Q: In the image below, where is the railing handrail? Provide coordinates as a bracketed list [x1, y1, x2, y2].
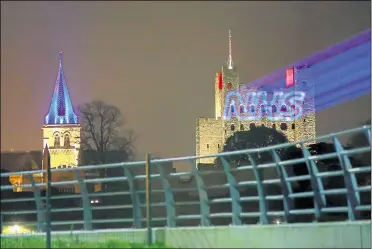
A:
[1, 125, 371, 247]
[1, 125, 370, 178]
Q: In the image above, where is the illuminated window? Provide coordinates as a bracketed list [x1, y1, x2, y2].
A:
[54, 134, 60, 147]
[280, 123, 287, 130]
[260, 105, 266, 114]
[249, 123, 255, 129]
[231, 124, 235, 131]
[272, 105, 277, 113]
[239, 105, 245, 113]
[250, 105, 255, 113]
[272, 124, 276, 129]
[64, 134, 70, 147]
[240, 124, 244, 131]
[292, 123, 295, 130]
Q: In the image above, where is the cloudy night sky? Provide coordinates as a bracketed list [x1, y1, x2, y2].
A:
[1, 1, 371, 163]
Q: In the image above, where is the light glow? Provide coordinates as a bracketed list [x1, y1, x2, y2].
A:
[2, 224, 33, 234]
[218, 72, 223, 90]
[285, 68, 295, 88]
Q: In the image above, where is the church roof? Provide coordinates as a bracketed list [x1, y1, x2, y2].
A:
[44, 52, 78, 125]
[1, 151, 43, 172]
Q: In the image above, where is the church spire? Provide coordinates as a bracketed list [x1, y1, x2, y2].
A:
[227, 29, 234, 70]
[44, 52, 78, 125]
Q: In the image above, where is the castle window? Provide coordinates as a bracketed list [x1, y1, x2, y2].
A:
[272, 105, 277, 113]
[304, 119, 306, 123]
[250, 105, 255, 113]
[240, 124, 244, 131]
[231, 124, 235, 131]
[54, 134, 60, 147]
[292, 123, 296, 130]
[249, 123, 256, 129]
[231, 105, 235, 113]
[280, 123, 287, 130]
[64, 134, 70, 147]
[272, 124, 276, 129]
[207, 144, 209, 149]
[218, 144, 220, 149]
[239, 105, 245, 113]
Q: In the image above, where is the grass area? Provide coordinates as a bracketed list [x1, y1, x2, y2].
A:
[1, 236, 171, 248]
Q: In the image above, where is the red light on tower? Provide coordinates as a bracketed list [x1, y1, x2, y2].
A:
[285, 67, 295, 88]
[218, 72, 223, 90]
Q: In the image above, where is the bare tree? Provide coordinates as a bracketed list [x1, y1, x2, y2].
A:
[78, 100, 136, 164]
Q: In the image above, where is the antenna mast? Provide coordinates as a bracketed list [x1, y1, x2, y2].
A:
[227, 30, 234, 70]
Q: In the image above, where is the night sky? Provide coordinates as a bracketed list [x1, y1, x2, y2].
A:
[1, 2, 371, 164]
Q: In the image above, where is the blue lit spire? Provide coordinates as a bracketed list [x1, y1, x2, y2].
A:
[44, 52, 78, 125]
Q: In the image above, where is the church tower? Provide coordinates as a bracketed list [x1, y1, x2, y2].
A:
[42, 52, 81, 171]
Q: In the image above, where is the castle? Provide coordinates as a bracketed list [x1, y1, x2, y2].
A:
[196, 31, 316, 165]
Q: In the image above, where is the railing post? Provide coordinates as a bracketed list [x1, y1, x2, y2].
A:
[271, 149, 294, 223]
[156, 162, 176, 227]
[189, 159, 210, 226]
[123, 167, 142, 228]
[145, 153, 153, 246]
[300, 144, 326, 221]
[73, 168, 93, 230]
[220, 157, 242, 225]
[27, 174, 45, 232]
[363, 125, 371, 145]
[44, 145, 52, 249]
[247, 154, 269, 224]
[332, 137, 360, 220]
[1, 212, 3, 234]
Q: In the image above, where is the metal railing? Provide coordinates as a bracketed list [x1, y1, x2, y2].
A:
[1, 126, 371, 246]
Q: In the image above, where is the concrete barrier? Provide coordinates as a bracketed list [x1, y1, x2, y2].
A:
[155, 221, 371, 248]
[2, 221, 370, 248]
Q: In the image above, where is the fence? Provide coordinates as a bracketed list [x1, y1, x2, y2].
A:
[1, 125, 371, 248]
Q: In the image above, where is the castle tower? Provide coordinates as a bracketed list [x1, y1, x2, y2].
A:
[196, 31, 316, 166]
[215, 30, 240, 119]
[42, 52, 81, 172]
[197, 31, 239, 165]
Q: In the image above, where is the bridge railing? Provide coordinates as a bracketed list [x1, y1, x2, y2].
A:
[1, 126, 371, 236]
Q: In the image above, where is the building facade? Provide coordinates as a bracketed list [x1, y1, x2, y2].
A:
[196, 31, 316, 165]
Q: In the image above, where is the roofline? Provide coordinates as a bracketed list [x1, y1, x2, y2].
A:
[42, 124, 81, 128]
